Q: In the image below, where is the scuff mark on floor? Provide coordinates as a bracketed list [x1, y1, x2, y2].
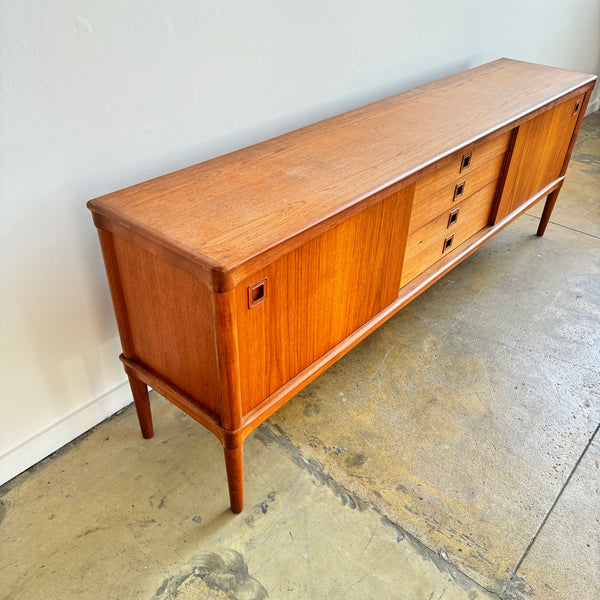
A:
[155, 571, 190, 598]
[370, 346, 394, 380]
[472, 551, 494, 567]
[255, 423, 370, 511]
[499, 573, 536, 600]
[380, 514, 405, 542]
[322, 444, 347, 456]
[157, 549, 268, 599]
[76, 526, 107, 538]
[245, 492, 277, 527]
[404, 503, 421, 516]
[571, 153, 600, 176]
[0, 499, 6, 526]
[196, 550, 268, 599]
[459, 533, 483, 547]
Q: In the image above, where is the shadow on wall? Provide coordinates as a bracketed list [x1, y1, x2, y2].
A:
[8, 51, 476, 452]
[14, 199, 125, 420]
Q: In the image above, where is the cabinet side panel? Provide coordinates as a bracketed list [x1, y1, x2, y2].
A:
[493, 95, 583, 221]
[112, 235, 221, 416]
[236, 186, 414, 413]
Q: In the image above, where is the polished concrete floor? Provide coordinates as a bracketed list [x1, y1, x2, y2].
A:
[1, 113, 598, 600]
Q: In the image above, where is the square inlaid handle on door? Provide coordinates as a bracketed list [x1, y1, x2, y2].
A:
[248, 278, 267, 308]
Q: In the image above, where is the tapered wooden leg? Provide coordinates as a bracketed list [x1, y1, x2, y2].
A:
[224, 444, 244, 513]
[537, 189, 560, 237]
[128, 374, 154, 439]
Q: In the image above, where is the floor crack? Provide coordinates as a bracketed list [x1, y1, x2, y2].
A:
[509, 420, 600, 579]
[524, 213, 600, 240]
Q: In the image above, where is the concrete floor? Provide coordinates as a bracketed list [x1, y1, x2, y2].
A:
[1, 113, 598, 600]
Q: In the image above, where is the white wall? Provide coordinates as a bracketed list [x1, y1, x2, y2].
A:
[1, 0, 599, 484]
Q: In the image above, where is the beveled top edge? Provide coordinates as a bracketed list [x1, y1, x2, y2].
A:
[88, 59, 596, 282]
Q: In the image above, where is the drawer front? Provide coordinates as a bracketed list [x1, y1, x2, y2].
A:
[405, 181, 497, 259]
[410, 149, 507, 234]
[400, 207, 490, 287]
[413, 131, 510, 204]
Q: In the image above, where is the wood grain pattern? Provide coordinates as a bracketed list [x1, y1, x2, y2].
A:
[121, 357, 224, 441]
[411, 131, 510, 205]
[409, 153, 507, 235]
[113, 236, 221, 416]
[88, 60, 594, 289]
[128, 373, 154, 439]
[536, 188, 561, 237]
[232, 175, 571, 445]
[224, 445, 244, 514]
[537, 90, 593, 236]
[401, 205, 492, 287]
[89, 60, 595, 513]
[97, 229, 136, 356]
[493, 95, 584, 222]
[235, 186, 414, 413]
[214, 289, 243, 430]
[405, 182, 498, 259]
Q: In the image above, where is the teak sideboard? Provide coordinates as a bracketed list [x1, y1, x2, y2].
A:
[88, 59, 596, 513]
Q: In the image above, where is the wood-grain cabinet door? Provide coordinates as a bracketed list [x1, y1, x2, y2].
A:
[234, 186, 414, 414]
[493, 94, 584, 222]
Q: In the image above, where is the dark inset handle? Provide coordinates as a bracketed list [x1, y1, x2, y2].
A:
[460, 152, 472, 172]
[572, 98, 582, 116]
[453, 180, 466, 201]
[248, 278, 267, 308]
[448, 207, 460, 228]
[442, 234, 454, 254]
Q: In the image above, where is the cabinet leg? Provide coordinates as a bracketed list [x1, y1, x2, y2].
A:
[224, 444, 244, 513]
[537, 189, 560, 237]
[128, 374, 154, 439]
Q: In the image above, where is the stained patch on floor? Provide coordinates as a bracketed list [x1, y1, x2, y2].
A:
[158, 549, 268, 599]
[254, 423, 370, 511]
[0, 394, 498, 600]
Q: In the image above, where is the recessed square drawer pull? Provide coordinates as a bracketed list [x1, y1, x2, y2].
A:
[460, 152, 472, 172]
[453, 180, 466, 201]
[573, 98, 582, 115]
[442, 234, 454, 253]
[448, 207, 460, 227]
[248, 278, 267, 308]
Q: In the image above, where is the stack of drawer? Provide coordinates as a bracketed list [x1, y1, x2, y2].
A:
[400, 131, 511, 287]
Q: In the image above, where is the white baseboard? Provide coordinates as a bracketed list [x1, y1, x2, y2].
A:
[0, 382, 133, 487]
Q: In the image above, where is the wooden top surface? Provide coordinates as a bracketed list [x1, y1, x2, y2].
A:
[88, 59, 595, 281]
